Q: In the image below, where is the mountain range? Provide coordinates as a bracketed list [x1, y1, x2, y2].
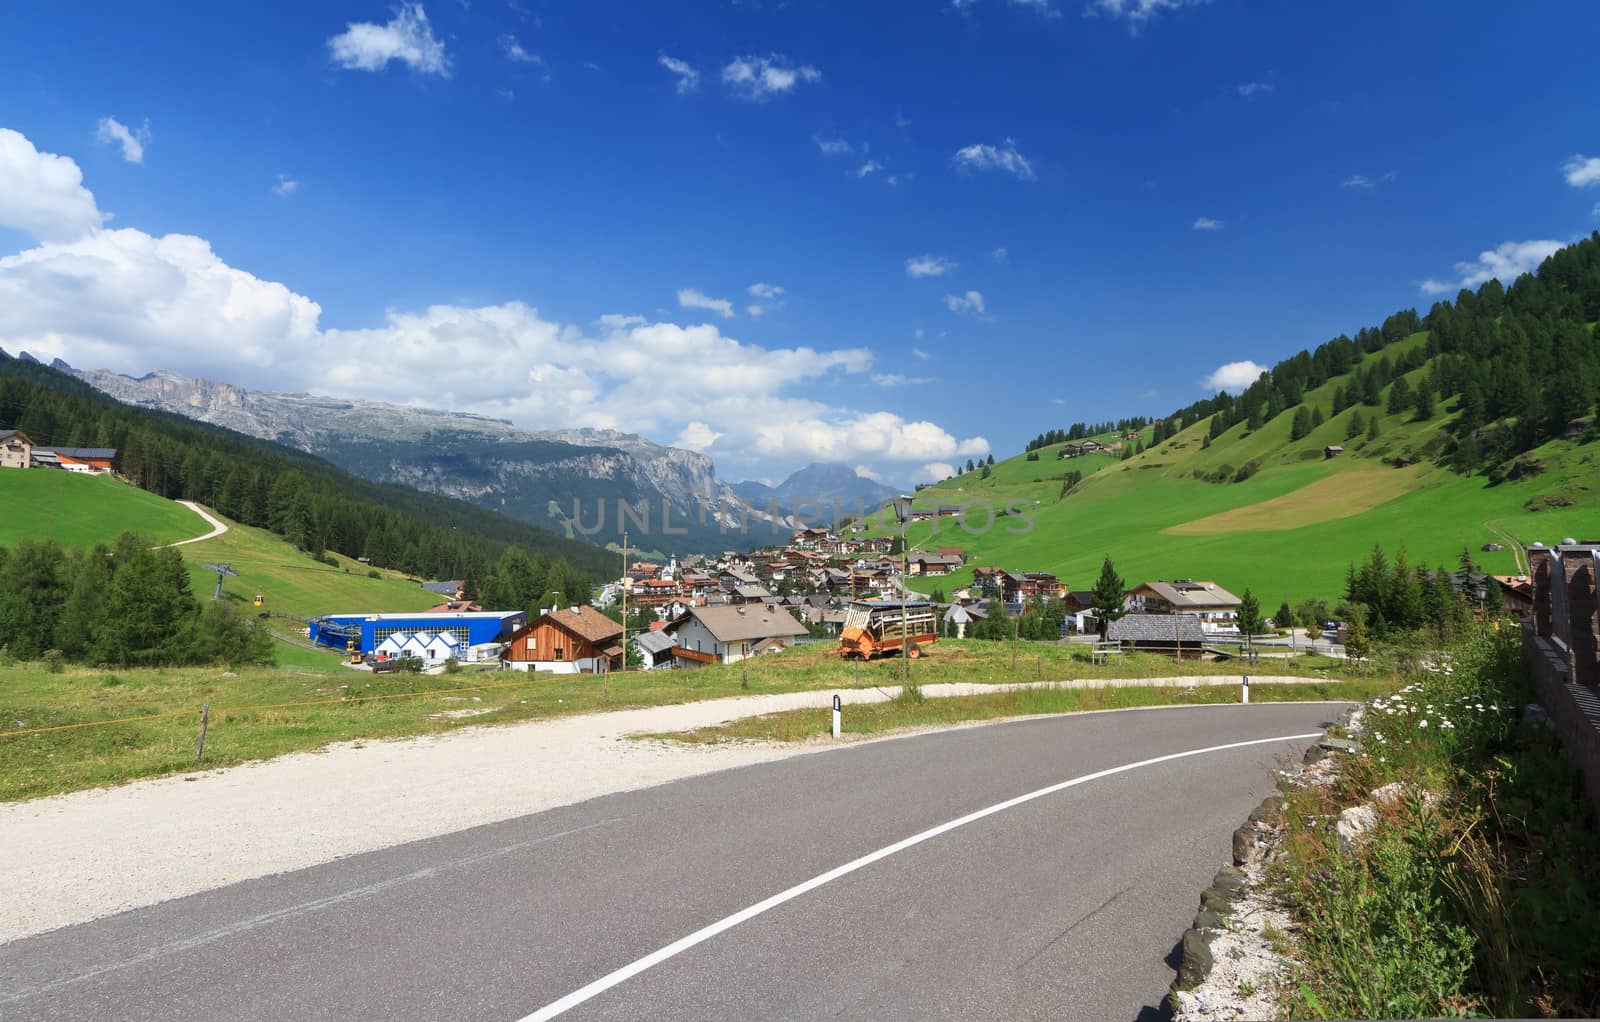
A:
[58, 364, 881, 557]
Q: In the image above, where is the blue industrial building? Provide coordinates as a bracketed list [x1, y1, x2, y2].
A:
[308, 611, 526, 654]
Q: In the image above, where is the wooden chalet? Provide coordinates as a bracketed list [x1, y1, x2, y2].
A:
[501, 605, 624, 674]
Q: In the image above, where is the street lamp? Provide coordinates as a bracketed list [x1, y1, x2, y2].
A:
[892, 495, 913, 674]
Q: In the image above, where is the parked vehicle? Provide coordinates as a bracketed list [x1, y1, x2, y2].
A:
[836, 600, 939, 660]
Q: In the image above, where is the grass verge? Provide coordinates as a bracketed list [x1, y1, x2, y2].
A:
[640, 679, 1390, 745]
[0, 639, 1363, 803]
[1272, 628, 1600, 1018]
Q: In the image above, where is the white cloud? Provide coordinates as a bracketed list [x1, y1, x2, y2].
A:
[94, 116, 149, 164]
[1009, 0, 1062, 16]
[721, 55, 821, 101]
[951, 139, 1035, 181]
[1418, 239, 1564, 296]
[990, 247, 1009, 264]
[1201, 360, 1267, 393]
[499, 33, 540, 64]
[853, 464, 882, 481]
[658, 54, 700, 94]
[273, 174, 299, 197]
[872, 373, 934, 386]
[1085, 0, 1198, 31]
[1236, 81, 1272, 98]
[674, 421, 722, 452]
[328, 2, 451, 76]
[856, 159, 884, 178]
[746, 282, 785, 317]
[919, 462, 957, 483]
[905, 254, 956, 278]
[1192, 217, 1223, 231]
[895, 109, 911, 129]
[497, 87, 516, 101]
[813, 134, 851, 155]
[945, 290, 986, 316]
[1563, 155, 1600, 188]
[1341, 171, 1395, 191]
[676, 287, 735, 319]
[0, 127, 990, 478]
[912, 346, 932, 360]
[0, 128, 105, 242]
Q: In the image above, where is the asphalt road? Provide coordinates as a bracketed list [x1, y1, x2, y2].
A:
[0, 702, 1340, 1021]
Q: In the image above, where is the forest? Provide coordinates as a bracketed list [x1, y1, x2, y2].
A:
[0, 534, 276, 667]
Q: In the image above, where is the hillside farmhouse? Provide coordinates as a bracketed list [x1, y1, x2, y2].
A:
[663, 604, 807, 668]
[502, 606, 624, 674]
[0, 429, 117, 474]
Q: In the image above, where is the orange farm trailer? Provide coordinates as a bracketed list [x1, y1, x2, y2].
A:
[837, 600, 939, 660]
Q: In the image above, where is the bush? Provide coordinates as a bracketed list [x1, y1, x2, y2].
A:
[40, 649, 66, 673]
[367, 569, 382, 579]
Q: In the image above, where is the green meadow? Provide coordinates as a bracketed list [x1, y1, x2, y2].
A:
[0, 470, 205, 548]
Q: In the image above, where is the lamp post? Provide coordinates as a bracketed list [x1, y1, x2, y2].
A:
[892, 495, 913, 675]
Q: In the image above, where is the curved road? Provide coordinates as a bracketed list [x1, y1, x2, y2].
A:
[0, 703, 1340, 1021]
[158, 500, 229, 548]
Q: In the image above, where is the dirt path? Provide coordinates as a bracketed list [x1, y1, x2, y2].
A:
[158, 500, 229, 548]
[0, 675, 1330, 945]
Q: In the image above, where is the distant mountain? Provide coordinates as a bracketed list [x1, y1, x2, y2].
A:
[733, 461, 899, 520]
[68, 366, 792, 557]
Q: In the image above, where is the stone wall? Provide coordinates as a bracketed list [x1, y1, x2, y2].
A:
[1522, 622, 1600, 815]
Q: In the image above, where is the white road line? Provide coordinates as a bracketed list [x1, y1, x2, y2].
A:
[517, 731, 1322, 1021]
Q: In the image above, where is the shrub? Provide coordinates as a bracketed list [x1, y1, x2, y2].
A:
[367, 569, 382, 579]
[40, 649, 65, 674]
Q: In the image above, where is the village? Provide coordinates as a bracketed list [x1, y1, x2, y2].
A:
[299, 518, 1338, 675]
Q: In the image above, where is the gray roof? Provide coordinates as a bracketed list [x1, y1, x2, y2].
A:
[733, 584, 773, 599]
[631, 629, 677, 655]
[38, 447, 117, 459]
[1134, 580, 1241, 609]
[1107, 613, 1206, 643]
[669, 605, 808, 643]
[421, 580, 461, 596]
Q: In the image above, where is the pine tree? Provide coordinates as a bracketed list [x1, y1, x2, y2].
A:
[1091, 557, 1126, 636]
[1275, 600, 1294, 632]
[1367, 415, 1380, 441]
[1413, 382, 1435, 420]
[1346, 410, 1364, 440]
[1290, 406, 1312, 441]
[1311, 406, 1325, 429]
[1238, 588, 1263, 643]
[1387, 376, 1413, 415]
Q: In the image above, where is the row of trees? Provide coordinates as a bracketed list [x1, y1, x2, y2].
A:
[0, 535, 276, 667]
[0, 356, 606, 591]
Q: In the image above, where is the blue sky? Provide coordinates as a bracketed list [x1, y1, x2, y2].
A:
[1, 1, 1597, 486]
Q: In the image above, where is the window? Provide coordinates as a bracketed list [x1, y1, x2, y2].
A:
[555, 647, 565, 660]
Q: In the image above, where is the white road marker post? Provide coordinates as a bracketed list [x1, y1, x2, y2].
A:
[832, 694, 842, 739]
[1241, 675, 1249, 704]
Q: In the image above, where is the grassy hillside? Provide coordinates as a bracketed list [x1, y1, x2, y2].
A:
[176, 510, 439, 621]
[0, 471, 205, 548]
[873, 340, 1597, 603]
[0, 473, 441, 661]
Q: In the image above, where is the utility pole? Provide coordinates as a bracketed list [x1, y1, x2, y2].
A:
[616, 530, 627, 700]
